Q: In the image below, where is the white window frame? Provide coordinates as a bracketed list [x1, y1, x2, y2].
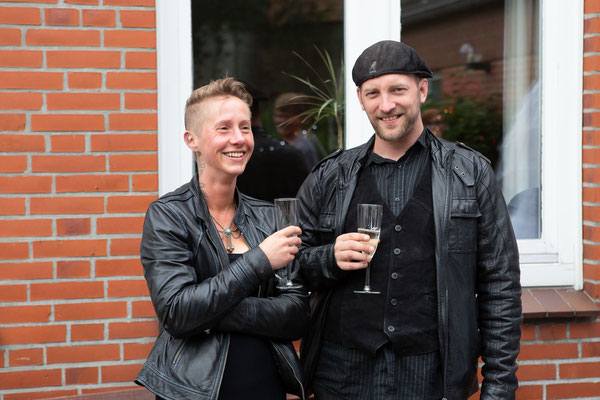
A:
[156, 0, 583, 288]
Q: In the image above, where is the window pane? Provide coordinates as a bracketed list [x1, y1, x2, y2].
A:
[402, 0, 541, 239]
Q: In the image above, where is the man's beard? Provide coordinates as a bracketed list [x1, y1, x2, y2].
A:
[372, 107, 419, 143]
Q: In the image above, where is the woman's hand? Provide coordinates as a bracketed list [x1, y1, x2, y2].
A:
[259, 225, 302, 270]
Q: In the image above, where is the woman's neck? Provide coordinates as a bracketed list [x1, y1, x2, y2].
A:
[199, 175, 236, 215]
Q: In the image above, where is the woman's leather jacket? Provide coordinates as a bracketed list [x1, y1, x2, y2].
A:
[135, 176, 309, 400]
[297, 132, 522, 400]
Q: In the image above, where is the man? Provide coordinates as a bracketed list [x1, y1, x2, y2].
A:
[297, 40, 521, 400]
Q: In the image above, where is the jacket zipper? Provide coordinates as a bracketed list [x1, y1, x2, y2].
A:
[171, 337, 188, 365]
[214, 334, 230, 399]
[273, 344, 305, 400]
[439, 148, 454, 400]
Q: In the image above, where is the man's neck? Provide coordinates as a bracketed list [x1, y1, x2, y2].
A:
[372, 128, 423, 161]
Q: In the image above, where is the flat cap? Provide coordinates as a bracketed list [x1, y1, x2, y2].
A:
[352, 40, 433, 86]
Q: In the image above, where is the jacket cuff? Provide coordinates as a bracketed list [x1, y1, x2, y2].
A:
[243, 245, 274, 282]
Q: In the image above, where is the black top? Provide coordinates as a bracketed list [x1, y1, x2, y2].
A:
[218, 253, 286, 400]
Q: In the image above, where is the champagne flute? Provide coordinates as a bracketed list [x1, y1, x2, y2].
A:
[354, 203, 383, 295]
[274, 198, 303, 290]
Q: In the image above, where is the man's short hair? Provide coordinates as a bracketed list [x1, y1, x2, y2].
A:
[184, 77, 253, 130]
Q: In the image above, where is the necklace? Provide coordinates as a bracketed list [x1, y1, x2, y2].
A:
[211, 208, 241, 254]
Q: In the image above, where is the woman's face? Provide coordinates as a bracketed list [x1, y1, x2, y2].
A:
[185, 96, 254, 182]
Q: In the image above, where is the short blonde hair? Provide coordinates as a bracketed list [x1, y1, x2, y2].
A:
[184, 77, 253, 130]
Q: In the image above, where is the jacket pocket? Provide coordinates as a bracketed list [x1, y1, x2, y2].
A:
[270, 341, 306, 400]
[448, 198, 480, 252]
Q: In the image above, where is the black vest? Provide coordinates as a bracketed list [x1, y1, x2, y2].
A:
[324, 157, 439, 355]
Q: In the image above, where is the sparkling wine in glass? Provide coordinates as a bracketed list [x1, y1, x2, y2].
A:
[274, 198, 303, 290]
[354, 204, 383, 295]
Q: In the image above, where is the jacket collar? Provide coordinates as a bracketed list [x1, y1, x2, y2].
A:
[189, 174, 246, 225]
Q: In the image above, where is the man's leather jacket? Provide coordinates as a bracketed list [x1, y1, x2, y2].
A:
[297, 133, 521, 400]
[135, 176, 309, 400]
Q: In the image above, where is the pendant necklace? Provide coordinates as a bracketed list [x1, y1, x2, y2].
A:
[211, 208, 241, 254]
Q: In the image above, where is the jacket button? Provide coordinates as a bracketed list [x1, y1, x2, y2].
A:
[387, 325, 395, 332]
[393, 248, 401, 255]
[391, 272, 398, 279]
[395, 224, 402, 232]
[390, 298, 398, 306]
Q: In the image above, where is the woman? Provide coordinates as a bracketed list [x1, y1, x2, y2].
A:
[135, 78, 308, 400]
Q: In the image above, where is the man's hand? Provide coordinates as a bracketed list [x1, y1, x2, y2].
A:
[334, 232, 373, 270]
[259, 226, 302, 270]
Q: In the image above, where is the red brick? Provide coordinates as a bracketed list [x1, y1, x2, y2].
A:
[132, 300, 155, 318]
[538, 323, 567, 340]
[66, 367, 98, 385]
[0, 50, 43, 67]
[0, 242, 29, 260]
[583, 148, 600, 164]
[0, 92, 43, 110]
[124, 341, 153, 360]
[0, 155, 27, 173]
[583, 167, 600, 184]
[46, 344, 120, 364]
[48, 93, 120, 110]
[519, 343, 578, 360]
[0, 325, 66, 345]
[57, 218, 91, 236]
[0, 7, 41, 25]
[57, 260, 90, 278]
[125, 92, 157, 110]
[110, 238, 142, 256]
[0, 198, 26, 215]
[47, 51, 120, 69]
[132, 174, 157, 191]
[571, 321, 600, 338]
[51, 134, 85, 152]
[586, 37, 600, 53]
[584, 263, 600, 281]
[559, 361, 600, 379]
[0, 284, 27, 302]
[109, 113, 157, 131]
[107, 195, 155, 213]
[0, 350, 4, 368]
[91, 133, 157, 151]
[0, 0, 57, 2]
[66, 0, 99, 4]
[0, 71, 63, 90]
[584, 75, 600, 91]
[106, 71, 156, 89]
[26, 29, 100, 46]
[586, 17, 600, 34]
[0, 28, 21, 46]
[97, 216, 145, 234]
[101, 363, 143, 383]
[582, 341, 600, 357]
[9, 348, 44, 367]
[32, 154, 105, 172]
[82, 9, 115, 27]
[4, 390, 78, 400]
[55, 301, 127, 321]
[31, 114, 105, 132]
[108, 278, 148, 296]
[0, 114, 26, 131]
[45, 7, 79, 26]
[520, 324, 536, 341]
[547, 382, 600, 399]
[109, 154, 157, 172]
[584, 281, 600, 299]
[71, 323, 104, 341]
[583, 187, 600, 203]
[30, 196, 104, 214]
[125, 52, 156, 69]
[0, 369, 61, 390]
[0, 219, 52, 237]
[104, 30, 156, 48]
[583, 130, 600, 146]
[0, 305, 51, 324]
[68, 72, 101, 89]
[515, 363, 556, 381]
[104, 0, 154, 5]
[515, 385, 543, 400]
[0, 133, 45, 151]
[31, 281, 104, 300]
[0, 176, 52, 193]
[119, 10, 155, 28]
[584, 206, 600, 222]
[56, 174, 129, 193]
[96, 258, 143, 276]
[0, 262, 53, 280]
[32, 239, 107, 259]
[586, 1, 600, 14]
[109, 320, 158, 339]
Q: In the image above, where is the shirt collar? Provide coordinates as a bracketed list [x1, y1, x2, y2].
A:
[366, 129, 430, 166]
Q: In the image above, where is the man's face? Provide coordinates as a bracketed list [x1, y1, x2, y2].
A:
[184, 96, 254, 181]
[357, 73, 428, 143]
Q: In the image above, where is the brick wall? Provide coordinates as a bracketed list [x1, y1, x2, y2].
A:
[0, 0, 158, 398]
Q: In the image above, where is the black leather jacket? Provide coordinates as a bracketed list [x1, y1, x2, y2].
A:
[297, 133, 521, 400]
[135, 176, 309, 400]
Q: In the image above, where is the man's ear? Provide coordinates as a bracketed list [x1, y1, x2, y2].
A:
[356, 86, 365, 111]
[184, 131, 199, 152]
[419, 78, 429, 104]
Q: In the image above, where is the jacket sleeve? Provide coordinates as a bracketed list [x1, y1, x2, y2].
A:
[296, 165, 349, 292]
[141, 201, 275, 338]
[475, 160, 522, 399]
[214, 273, 310, 341]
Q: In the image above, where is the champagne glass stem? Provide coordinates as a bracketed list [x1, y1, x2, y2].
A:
[285, 262, 294, 286]
[363, 262, 372, 291]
